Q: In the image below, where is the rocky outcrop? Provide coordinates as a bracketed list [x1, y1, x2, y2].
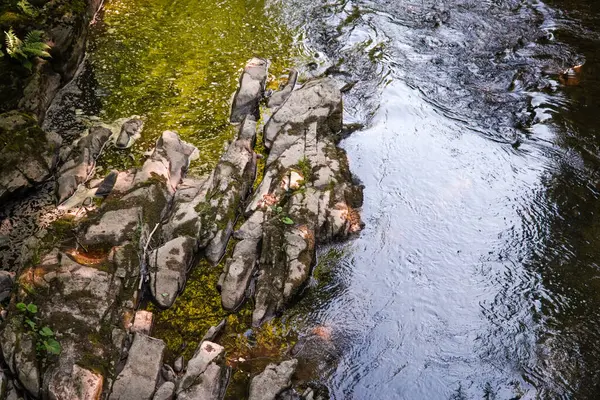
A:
[14, 0, 104, 121]
[248, 359, 298, 400]
[197, 117, 260, 264]
[220, 77, 363, 326]
[0, 129, 199, 399]
[0, 58, 363, 400]
[0, 111, 59, 203]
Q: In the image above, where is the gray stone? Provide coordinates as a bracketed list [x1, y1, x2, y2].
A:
[230, 58, 268, 123]
[14, 334, 40, 398]
[109, 333, 165, 400]
[177, 362, 229, 400]
[199, 116, 258, 265]
[95, 170, 119, 198]
[0, 271, 14, 303]
[115, 118, 143, 148]
[266, 69, 298, 109]
[56, 126, 112, 204]
[161, 364, 176, 382]
[173, 356, 184, 373]
[201, 319, 227, 342]
[248, 359, 298, 400]
[263, 78, 342, 153]
[153, 382, 175, 400]
[134, 131, 198, 193]
[82, 207, 141, 246]
[220, 238, 260, 311]
[149, 236, 197, 308]
[177, 341, 224, 393]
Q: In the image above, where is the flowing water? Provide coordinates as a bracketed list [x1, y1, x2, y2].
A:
[80, 0, 600, 398]
[282, 0, 600, 398]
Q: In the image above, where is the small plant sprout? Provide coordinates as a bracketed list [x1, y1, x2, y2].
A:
[270, 205, 294, 225]
[15, 301, 61, 356]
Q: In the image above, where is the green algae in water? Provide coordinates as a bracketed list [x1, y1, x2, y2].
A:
[89, 0, 300, 174]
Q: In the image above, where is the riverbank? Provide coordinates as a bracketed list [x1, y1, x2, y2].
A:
[0, 0, 365, 398]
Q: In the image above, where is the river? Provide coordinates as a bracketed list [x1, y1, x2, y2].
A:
[281, 0, 600, 398]
[86, 0, 600, 398]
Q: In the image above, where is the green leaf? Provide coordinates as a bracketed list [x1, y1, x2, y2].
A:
[44, 338, 61, 355]
[16, 302, 27, 312]
[276, 206, 283, 213]
[25, 319, 36, 330]
[27, 303, 38, 314]
[281, 217, 294, 225]
[40, 327, 54, 337]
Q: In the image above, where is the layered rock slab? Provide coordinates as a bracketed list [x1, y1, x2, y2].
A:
[109, 333, 165, 400]
[219, 78, 364, 326]
[176, 341, 230, 400]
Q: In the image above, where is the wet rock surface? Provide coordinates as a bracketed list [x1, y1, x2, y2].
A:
[230, 58, 268, 123]
[56, 125, 112, 204]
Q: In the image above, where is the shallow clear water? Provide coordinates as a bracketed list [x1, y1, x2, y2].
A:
[88, 0, 300, 173]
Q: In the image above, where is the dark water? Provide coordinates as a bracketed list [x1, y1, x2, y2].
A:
[279, 0, 600, 398]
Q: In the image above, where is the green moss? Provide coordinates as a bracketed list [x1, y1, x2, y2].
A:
[253, 132, 267, 191]
[296, 156, 313, 185]
[150, 258, 227, 362]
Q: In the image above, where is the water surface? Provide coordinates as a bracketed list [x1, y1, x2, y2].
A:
[280, 0, 600, 398]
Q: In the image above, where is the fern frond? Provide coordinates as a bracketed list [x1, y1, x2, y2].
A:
[5, 28, 23, 56]
[17, 0, 40, 18]
[24, 30, 44, 44]
[22, 42, 51, 58]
